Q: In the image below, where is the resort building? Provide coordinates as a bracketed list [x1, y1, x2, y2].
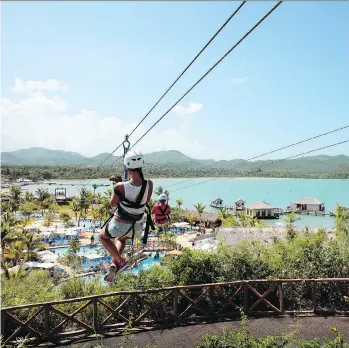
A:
[291, 197, 325, 212]
[246, 201, 276, 219]
[211, 197, 223, 206]
[234, 199, 245, 211]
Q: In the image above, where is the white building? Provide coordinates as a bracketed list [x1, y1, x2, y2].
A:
[291, 197, 325, 212]
[246, 201, 275, 218]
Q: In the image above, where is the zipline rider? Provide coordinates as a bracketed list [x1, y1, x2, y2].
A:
[100, 149, 153, 282]
[152, 193, 171, 233]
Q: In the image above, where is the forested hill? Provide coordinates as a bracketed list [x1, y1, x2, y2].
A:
[1, 147, 349, 180]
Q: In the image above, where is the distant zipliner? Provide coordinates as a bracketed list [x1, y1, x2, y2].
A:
[152, 193, 171, 234]
[100, 147, 154, 283]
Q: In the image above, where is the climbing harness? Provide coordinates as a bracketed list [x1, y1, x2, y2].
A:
[154, 204, 171, 224]
[102, 138, 155, 246]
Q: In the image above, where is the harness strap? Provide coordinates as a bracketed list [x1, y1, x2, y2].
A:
[142, 203, 155, 245]
[156, 204, 171, 223]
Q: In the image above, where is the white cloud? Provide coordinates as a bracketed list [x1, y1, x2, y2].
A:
[231, 76, 248, 84]
[12, 77, 68, 93]
[172, 102, 203, 117]
[1, 79, 212, 159]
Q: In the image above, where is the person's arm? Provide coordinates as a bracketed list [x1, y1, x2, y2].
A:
[110, 183, 122, 207]
[146, 180, 153, 203]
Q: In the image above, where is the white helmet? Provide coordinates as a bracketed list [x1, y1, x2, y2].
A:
[159, 193, 167, 201]
[124, 149, 144, 169]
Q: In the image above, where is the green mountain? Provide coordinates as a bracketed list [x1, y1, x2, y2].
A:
[1, 147, 86, 166]
[1, 147, 349, 179]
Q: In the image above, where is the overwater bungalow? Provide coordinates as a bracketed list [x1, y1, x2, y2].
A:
[234, 199, 246, 211]
[291, 197, 325, 212]
[246, 201, 278, 219]
[210, 197, 223, 206]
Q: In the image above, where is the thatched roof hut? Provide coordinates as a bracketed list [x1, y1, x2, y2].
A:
[182, 210, 221, 227]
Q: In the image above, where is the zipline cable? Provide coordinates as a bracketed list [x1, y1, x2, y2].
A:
[123, 1, 283, 157]
[170, 139, 349, 192]
[164, 124, 349, 189]
[85, 2, 247, 172]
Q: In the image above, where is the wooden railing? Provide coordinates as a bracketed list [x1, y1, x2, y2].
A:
[1, 278, 348, 346]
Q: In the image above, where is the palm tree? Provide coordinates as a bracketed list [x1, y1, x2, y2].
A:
[5, 241, 25, 266]
[43, 213, 54, 227]
[1, 211, 19, 250]
[70, 198, 80, 221]
[19, 202, 36, 225]
[176, 199, 183, 209]
[1, 221, 15, 250]
[155, 186, 164, 197]
[91, 184, 98, 212]
[218, 207, 231, 220]
[164, 190, 170, 203]
[238, 211, 250, 227]
[95, 193, 103, 205]
[8, 186, 22, 212]
[193, 202, 206, 222]
[284, 212, 299, 227]
[24, 192, 35, 202]
[194, 203, 206, 214]
[35, 188, 51, 216]
[21, 230, 44, 261]
[92, 184, 98, 196]
[187, 214, 198, 229]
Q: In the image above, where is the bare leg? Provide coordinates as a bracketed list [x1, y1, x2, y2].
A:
[115, 237, 127, 256]
[99, 227, 124, 263]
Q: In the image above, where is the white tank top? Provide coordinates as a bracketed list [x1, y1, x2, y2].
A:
[116, 180, 150, 219]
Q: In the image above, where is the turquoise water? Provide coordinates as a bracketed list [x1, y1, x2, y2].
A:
[82, 252, 165, 282]
[50, 245, 104, 257]
[26, 178, 349, 228]
[123, 252, 165, 274]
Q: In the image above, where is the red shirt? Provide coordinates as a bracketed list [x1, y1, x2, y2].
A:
[152, 203, 171, 224]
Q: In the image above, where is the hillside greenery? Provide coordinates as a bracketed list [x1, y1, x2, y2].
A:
[1, 147, 349, 180]
[2, 205, 349, 308]
[2, 162, 349, 182]
[1, 196, 349, 345]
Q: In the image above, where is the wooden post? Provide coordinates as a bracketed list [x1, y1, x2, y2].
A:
[173, 289, 178, 320]
[278, 282, 284, 314]
[0, 311, 5, 338]
[93, 298, 99, 334]
[44, 304, 50, 339]
[312, 281, 317, 314]
[243, 283, 249, 315]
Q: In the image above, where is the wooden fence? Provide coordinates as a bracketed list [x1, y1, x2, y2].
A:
[1, 278, 348, 346]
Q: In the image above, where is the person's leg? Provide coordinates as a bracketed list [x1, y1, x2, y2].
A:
[99, 227, 124, 263]
[115, 237, 127, 256]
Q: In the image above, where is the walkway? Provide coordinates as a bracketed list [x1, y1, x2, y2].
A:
[57, 316, 349, 348]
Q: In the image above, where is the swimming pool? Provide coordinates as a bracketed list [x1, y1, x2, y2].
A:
[81, 251, 166, 283]
[123, 252, 165, 274]
[49, 245, 104, 256]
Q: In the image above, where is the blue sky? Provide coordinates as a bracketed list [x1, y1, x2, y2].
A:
[1, 1, 348, 160]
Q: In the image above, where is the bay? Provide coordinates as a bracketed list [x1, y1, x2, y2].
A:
[23, 178, 349, 229]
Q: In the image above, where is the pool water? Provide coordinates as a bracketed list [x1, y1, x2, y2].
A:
[123, 252, 165, 274]
[80, 252, 166, 283]
[49, 245, 104, 256]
